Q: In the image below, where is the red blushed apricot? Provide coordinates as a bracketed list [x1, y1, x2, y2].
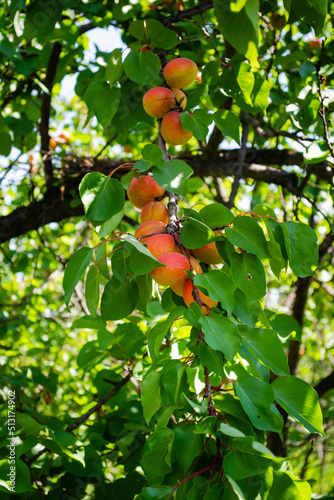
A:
[163, 58, 198, 89]
[140, 201, 169, 224]
[145, 234, 179, 258]
[143, 87, 187, 118]
[135, 221, 166, 243]
[171, 256, 202, 296]
[161, 111, 193, 146]
[192, 242, 223, 265]
[127, 175, 166, 209]
[150, 252, 190, 287]
[183, 279, 218, 315]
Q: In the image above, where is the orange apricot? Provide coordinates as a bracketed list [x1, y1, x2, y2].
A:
[161, 111, 193, 146]
[145, 233, 179, 258]
[143, 87, 187, 118]
[135, 221, 166, 243]
[183, 279, 218, 315]
[127, 175, 166, 209]
[58, 130, 71, 142]
[49, 137, 58, 149]
[150, 252, 190, 287]
[171, 256, 202, 296]
[195, 71, 203, 84]
[141, 201, 169, 224]
[192, 242, 223, 265]
[163, 57, 198, 89]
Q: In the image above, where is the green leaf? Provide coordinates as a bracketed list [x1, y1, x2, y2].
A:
[63, 247, 93, 305]
[129, 19, 178, 49]
[199, 313, 241, 361]
[162, 360, 184, 405]
[283, 221, 318, 277]
[272, 376, 324, 435]
[174, 425, 202, 472]
[142, 144, 164, 166]
[141, 371, 162, 425]
[225, 216, 269, 259]
[215, 0, 259, 66]
[15, 412, 43, 436]
[79, 173, 124, 223]
[136, 486, 174, 500]
[180, 218, 216, 249]
[106, 48, 123, 86]
[152, 159, 193, 196]
[269, 313, 302, 341]
[123, 50, 161, 85]
[199, 203, 235, 229]
[124, 235, 165, 275]
[230, 253, 266, 303]
[224, 437, 277, 480]
[194, 270, 236, 315]
[94, 86, 121, 128]
[25, 0, 61, 38]
[268, 471, 312, 500]
[71, 315, 106, 330]
[235, 61, 255, 105]
[240, 327, 290, 375]
[0, 458, 33, 493]
[235, 376, 283, 433]
[179, 110, 213, 142]
[98, 208, 125, 239]
[101, 277, 139, 321]
[214, 109, 241, 144]
[304, 141, 329, 163]
[77, 341, 104, 370]
[85, 265, 99, 317]
[141, 428, 173, 484]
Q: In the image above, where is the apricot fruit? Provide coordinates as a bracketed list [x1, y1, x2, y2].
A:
[150, 252, 190, 287]
[127, 175, 166, 209]
[49, 137, 58, 149]
[161, 111, 193, 146]
[163, 57, 198, 89]
[145, 233, 179, 258]
[135, 220, 166, 243]
[308, 39, 322, 51]
[143, 87, 187, 118]
[171, 256, 202, 296]
[183, 279, 218, 315]
[192, 242, 223, 265]
[58, 130, 71, 142]
[196, 71, 203, 84]
[141, 201, 169, 224]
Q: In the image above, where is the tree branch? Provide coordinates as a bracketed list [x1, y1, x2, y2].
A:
[164, 1, 214, 27]
[40, 42, 62, 186]
[314, 370, 334, 397]
[1, 148, 333, 244]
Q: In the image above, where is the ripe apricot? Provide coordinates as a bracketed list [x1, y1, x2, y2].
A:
[195, 71, 203, 84]
[49, 137, 58, 149]
[145, 234, 179, 258]
[183, 279, 218, 315]
[58, 130, 71, 142]
[308, 39, 321, 51]
[141, 201, 169, 224]
[151, 252, 190, 287]
[127, 175, 166, 209]
[171, 256, 202, 296]
[163, 57, 198, 89]
[143, 87, 187, 118]
[161, 111, 193, 146]
[135, 221, 166, 243]
[192, 242, 223, 265]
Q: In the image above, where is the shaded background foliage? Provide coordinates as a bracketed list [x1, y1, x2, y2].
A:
[0, 0, 333, 498]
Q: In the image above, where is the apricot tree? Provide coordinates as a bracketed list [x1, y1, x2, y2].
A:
[0, 1, 334, 499]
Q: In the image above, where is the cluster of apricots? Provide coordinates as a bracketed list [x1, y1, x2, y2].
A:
[142, 57, 199, 146]
[127, 174, 224, 314]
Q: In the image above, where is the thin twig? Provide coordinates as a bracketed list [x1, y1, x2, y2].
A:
[315, 40, 334, 156]
[227, 117, 249, 208]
